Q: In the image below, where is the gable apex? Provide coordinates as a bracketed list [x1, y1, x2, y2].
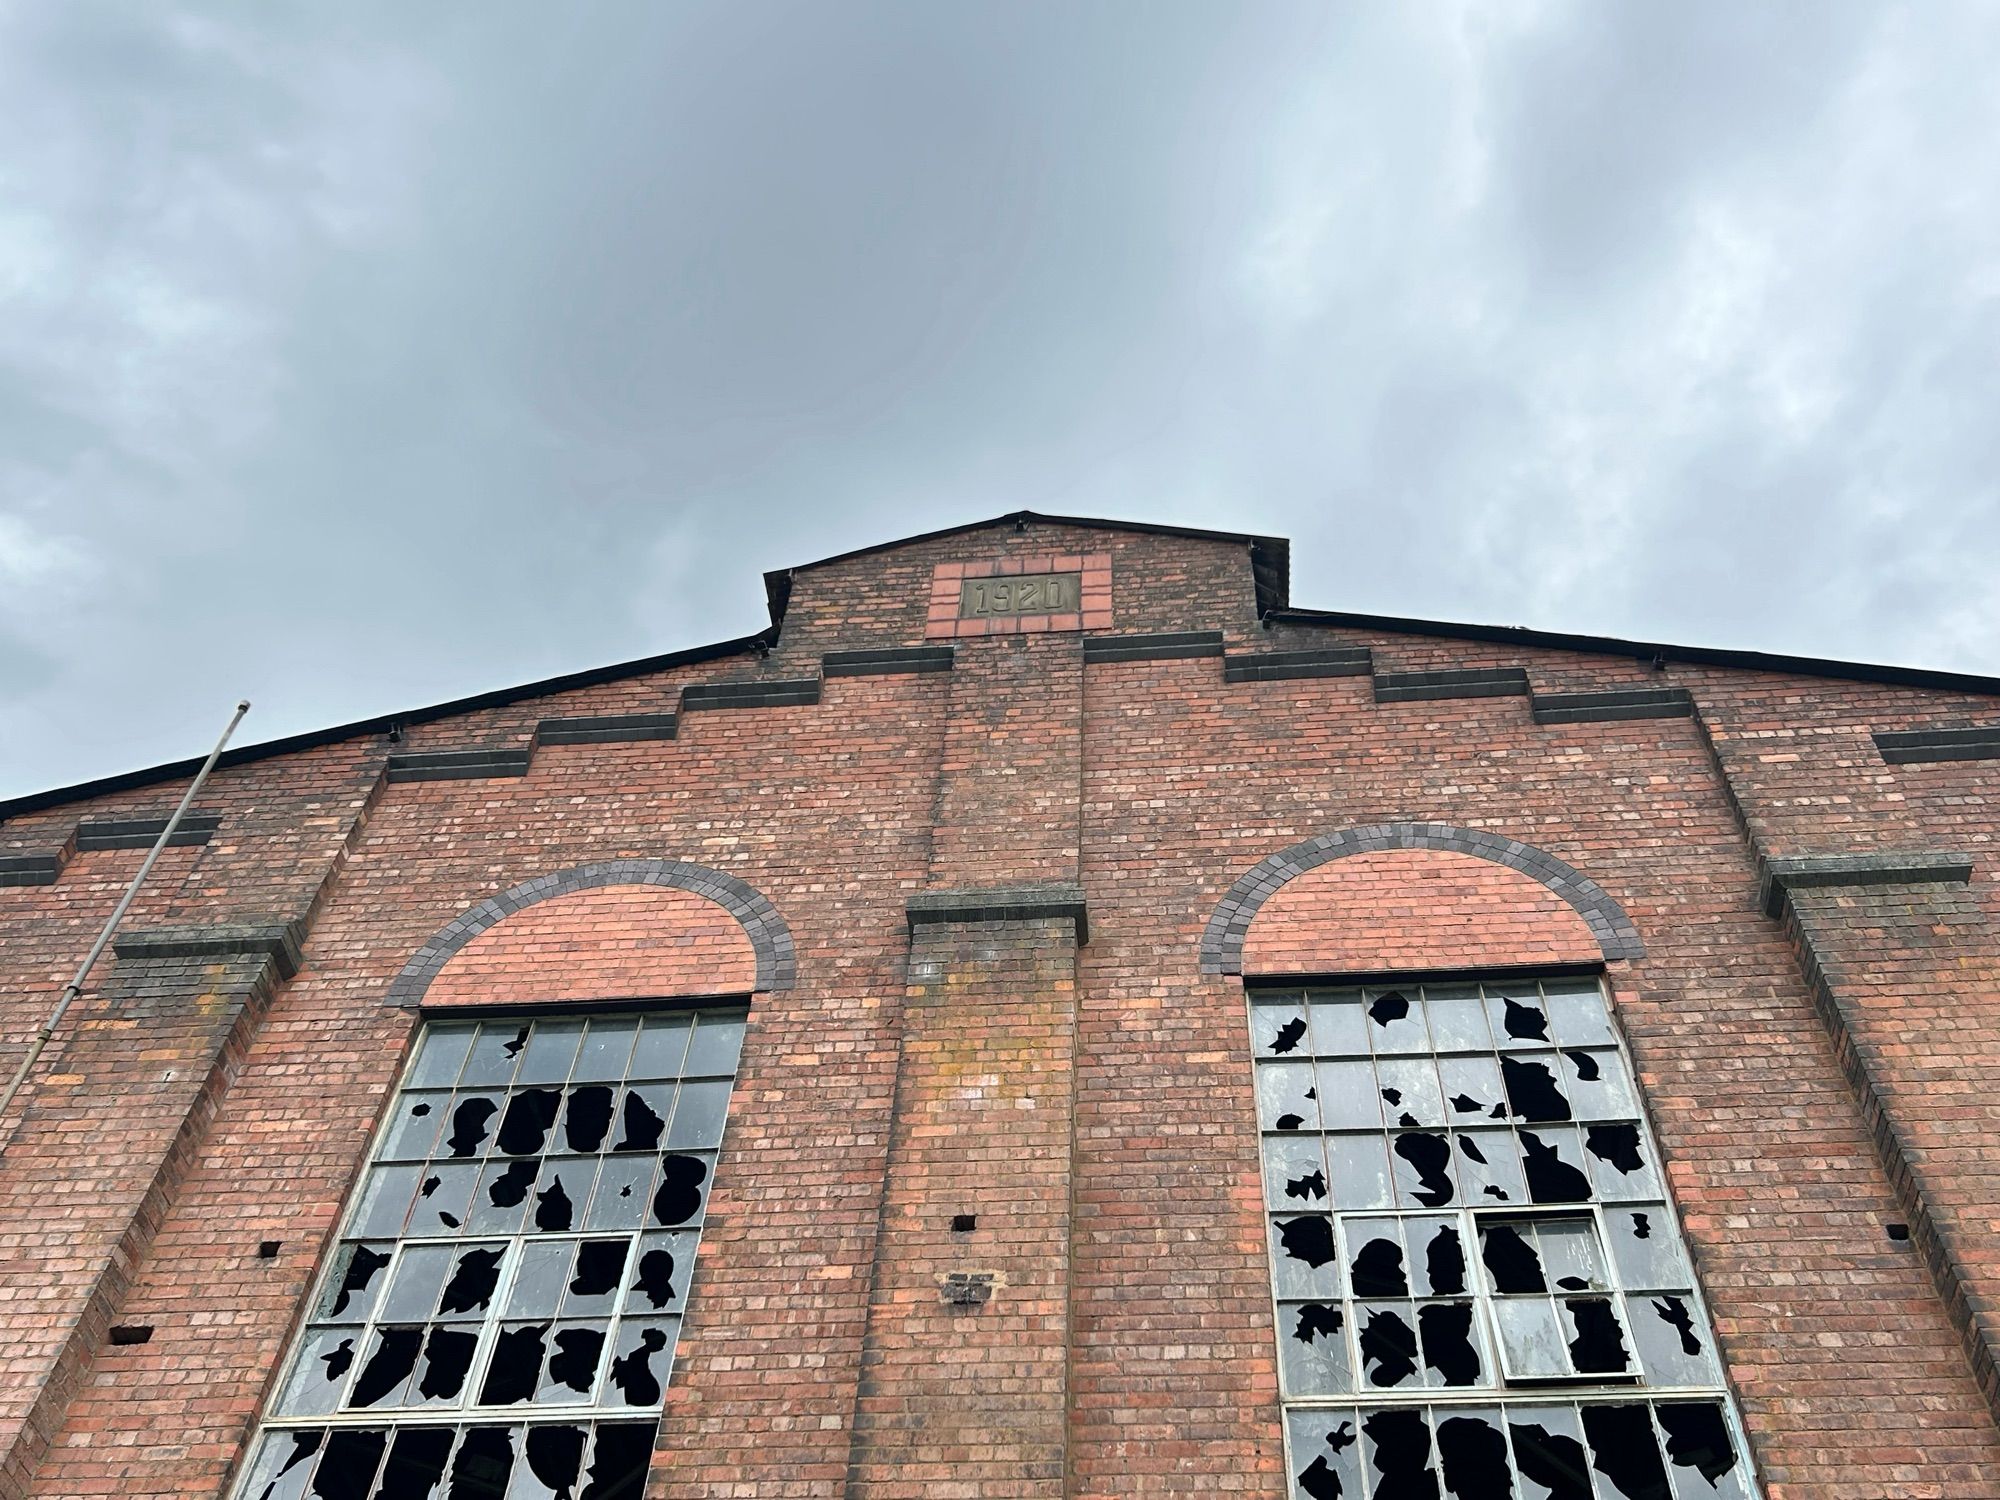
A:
[761, 510, 1293, 625]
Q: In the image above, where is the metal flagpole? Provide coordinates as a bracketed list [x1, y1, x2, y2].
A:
[0, 699, 251, 1131]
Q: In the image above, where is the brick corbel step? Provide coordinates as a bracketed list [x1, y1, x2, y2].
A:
[1373, 666, 1530, 702]
[822, 646, 954, 677]
[0, 847, 71, 888]
[534, 712, 678, 746]
[678, 677, 822, 712]
[1081, 630, 1224, 664]
[384, 747, 534, 783]
[1530, 687, 1693, 724]
[75, 812, 222, 849]
[1757, 849, 1975, 918]
[906, 883, 1089, 943]
[0, 811, 223, 888]
[1873, 724, 2000, 764]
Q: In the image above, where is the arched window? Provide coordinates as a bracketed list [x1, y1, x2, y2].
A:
[1250, 976, 1757, 1497]
[234, 1004, 745, 1500]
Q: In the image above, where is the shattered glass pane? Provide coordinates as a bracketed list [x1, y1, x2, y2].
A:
[1285, 1408, 1364, 1500]
[1278, 1300, 1353, 1394]
[1486, 989, 1551, 1049]
[624, 1234, 689, 1314]
[1632, 1295, 1715, 1387]
[244, 1006, 744, 1500]
[1374, 1057, 1447, 1128]
[1272, 1215, 1342, 1298]
[461, 1026, 526, 1088]
[383, 1095, 451, 1161]
[515, 1022, 584, 1086]
[410, 1164, 481, 1238]
[583, 1156, 654, 1232]
[272, 1329, 357, 1417]
[1263, 1136, 1329, 1211]
[1252, 998, 1313, 1059]
[606, 1317, 677, 1407]
[1258, 1064, 1322, 1133]
[1364, 989, 1429, 1053]
[1607, 1206, 1688, 1291]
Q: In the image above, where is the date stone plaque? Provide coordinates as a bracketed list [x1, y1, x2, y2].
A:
[959, 573, 1080, 619]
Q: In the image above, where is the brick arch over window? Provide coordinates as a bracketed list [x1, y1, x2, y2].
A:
[385, 859, 797, 1008]
[1199, 823, 1644, 975]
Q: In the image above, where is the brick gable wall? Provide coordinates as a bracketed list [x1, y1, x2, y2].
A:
[0, 515, 1994, 1496]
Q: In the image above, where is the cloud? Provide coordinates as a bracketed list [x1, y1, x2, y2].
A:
[0, 2, 1996, 797]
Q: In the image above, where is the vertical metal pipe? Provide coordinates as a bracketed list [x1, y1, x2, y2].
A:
[0, 699, 251, 1130]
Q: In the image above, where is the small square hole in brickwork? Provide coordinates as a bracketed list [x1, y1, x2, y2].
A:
[950, 1214, 977, 1234]
[1886, 1222, 1911, 1242]
[108, 1325, 153, 1346]
[257, 1240, 282, 1259]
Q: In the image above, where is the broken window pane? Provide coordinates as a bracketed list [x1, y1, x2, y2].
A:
[383, 1094, 451, 1161]
[1374, 1057, 1447, 1128]
[1607, 1206, 1689, 1291]
[1257, 1063, 1321, 1133]
[242, 1007, 744, 1500]
[1286, 1409, 1365, 1500]
[624, 1234, 690, 1315]
[1252, 979, 1755, 1495]
[461, 1025, 527, 1088]
[1263, 1137, 1329, 1211]
[1278, 1301, 1353, 1394]
[1272, 1215, 1342, 1298]
[1251, 998, 1312, 1059]
[410, 1164, 481, 1238]
[1364, 989, 1429, 1053]
[272, 1329, 357, 1417]
[515, 1021, 585, 1086]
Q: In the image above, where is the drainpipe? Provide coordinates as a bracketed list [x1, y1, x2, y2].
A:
[0, 699, 251, 1132]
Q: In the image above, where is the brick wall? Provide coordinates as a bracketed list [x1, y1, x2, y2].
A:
[1239, 848, 1604, 975]
[422, 886, 759, 1008]
[0, 515, 1995, 1497]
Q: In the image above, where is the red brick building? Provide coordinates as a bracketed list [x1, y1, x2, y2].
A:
[1, 513, 1996, 1499]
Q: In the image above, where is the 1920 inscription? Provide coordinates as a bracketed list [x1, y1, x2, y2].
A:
[960, 573, 1081, 618]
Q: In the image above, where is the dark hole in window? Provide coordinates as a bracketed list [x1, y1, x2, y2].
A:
[950, 1214, 977, 1234]
[109, 1324, 153, 1346]
[1886, 1221, 1912, 1242]
[257, 1240, 282, 1259]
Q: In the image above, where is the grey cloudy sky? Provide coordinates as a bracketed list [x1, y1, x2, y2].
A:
[3, 2, 1997, 798]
